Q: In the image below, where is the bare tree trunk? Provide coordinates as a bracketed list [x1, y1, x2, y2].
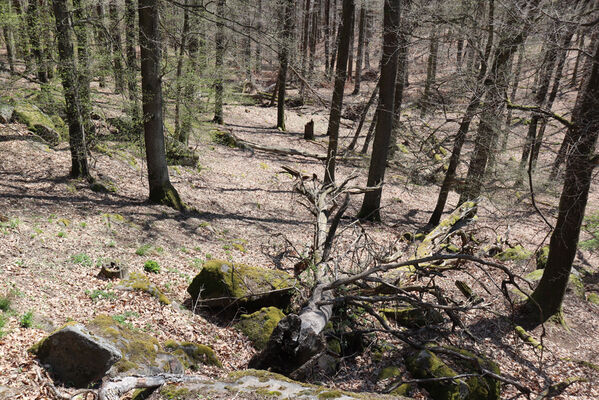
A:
[429, 0, 494, 226]
[174, 2, 190, 139]
[308, 0, 318, 78]
[299, 0, 311, 97]
[277, 0, 294, 130]
[347, 83, 378, 151]
[351, 1, 365, 95]
[2, 2, 16, 72]
[420, 30, 438, 117]
[570, 30, 584, 87]
[456, 38, 463, 69]
[255, 0, 262, 73]
[388, 0, 412, 158]
[27, 0, 48, 82]
[324, 0, 354, 184]
[213, 0, 225, 124]
[109, 0, 125, 93]
[94, 2, 110, 88]
[324, 0, 330, 76]
[125, 0, 139, 116]
[356, 0, 401, 221]
[346, 5, 355, 82]
[360, 109, 377, 154]
[459, 0, 539, 204]
[139, 0, 183, 209]
[527, 34, 599, 322]
[502, 42, 524, 150]
[244, 10, 252, 81]
[72, 0, 92, 137]
[52, 0, 89, 178]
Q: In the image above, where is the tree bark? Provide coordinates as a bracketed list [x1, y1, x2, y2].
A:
[52, 0, 89, 179]
[459, 0, 539, 204]
[27, 0, 48, 82]
[420, 30, 439, 117]
[276, 0, 294, 131]
[109, 0, 125, 93]
[255, 0, 262, 73]
[527, 34, 599, 322]
[347, 83, 378, 151]
[428, 0, 495, 227]
[174, 1, 190, 139]
[351, 1, 365, 95]
[323, 0, 354, 184]
[502, 42, 524, 151]
[139, 0, 183, 210]
[72, 0, 92, 137]
[356, 0, 401, 221]
[324, 0, 330, 76]
[2, 2, 16, 72]
[213, 0, 225, 124]
[125, 0, 139, 116]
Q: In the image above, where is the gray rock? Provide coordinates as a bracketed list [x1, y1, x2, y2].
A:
[0, 104, 14, 123]
[30, 322, 121, 387]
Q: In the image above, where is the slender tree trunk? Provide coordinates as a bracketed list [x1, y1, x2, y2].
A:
[429, 0, 494, 226]
[308, 0, 318, 78]
[459, 0, 539, 204]
[52, 0, 89, 178]
[109, 0, 125, 93]
[363, 8, 371, 69]
[456, 38, 463, 69]
[346, 5, 354, 82]
[277, 0, 294, 130]
[360, 109, 377, 154]
[213, 0, 225, 124]
[125, 0, 139, 116]
[502, 42, 524, 150]
[2, 2, 16, 72]
[72, 0, 91, 136]
[516, 23, 560, 182]
[347, 84, 378, 151]
[351, 1, 365, 95]
[420, 30, 439, 117]
[27, 0, 48, 82]
[244, 10, 252, 81]
[299, 0, 311, 97]
[324, 0, 330, 76]
[388, 0, 412, 158]
[570, 31, 584, 87]
[255, 0, 262, 73]
[138, 0, 182, 209]
[94, 2, 109, 88]
[527, 34, 599, 322]
[356, 0, 401, 221]
[179, 0, 201, 144]
[323, 0, 354, 184]
[174, 2, 190, 138]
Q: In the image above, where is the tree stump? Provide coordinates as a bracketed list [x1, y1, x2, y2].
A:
[304, 120, 315, 140]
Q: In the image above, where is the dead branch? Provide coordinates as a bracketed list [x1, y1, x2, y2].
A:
[97, 374, 206, 400]
[506, 98, 573, 128]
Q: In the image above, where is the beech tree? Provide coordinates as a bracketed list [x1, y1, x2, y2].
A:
[357, 0, 401, 221]
[526, 32, 599, 322]
[139, 0, 183, 209]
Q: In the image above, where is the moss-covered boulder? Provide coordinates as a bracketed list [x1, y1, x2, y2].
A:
[405, 346, 500, 400]
[494, 245, 532, 262]
[381, 307, 443, 328]
[164, 340, 222, 368]
[235, 307, 285, 350]
[12, 101, 61, 145]
[117, 272, 171, 304]
[405, 349, 468, 400]
[535, 246, 549, 269]
[29, 315, 183, 387]
[187, 260, 296, 311]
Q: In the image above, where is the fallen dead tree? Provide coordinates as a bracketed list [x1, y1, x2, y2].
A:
[249, 178, 536, 397]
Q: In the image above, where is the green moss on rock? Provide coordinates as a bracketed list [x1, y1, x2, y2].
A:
[378, 366, 402, 381]
[235, 307, 285, 350]
[12, 100, 62, 145]
[117, 272, 170, 304]
[381, 307, 443, 328]
[163, 340, 222, 368]
[405, 349, 468, 400]
[495, 245, 532, 262]
[187, 260, 295, 311]
[587, 292, 599, 304]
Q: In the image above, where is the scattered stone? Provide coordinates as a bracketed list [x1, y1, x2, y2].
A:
[30, 316, 184, 387]
[235, 306, 285, 350]
[117, 272, 171, 304]
[381, 307, 444, 328]
[0, 103, 14, 123]
[164, 340, 222, 368]
[187, 260, 296, 311]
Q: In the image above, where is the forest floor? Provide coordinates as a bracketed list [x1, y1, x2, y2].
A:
[1, 64, 599, 399]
